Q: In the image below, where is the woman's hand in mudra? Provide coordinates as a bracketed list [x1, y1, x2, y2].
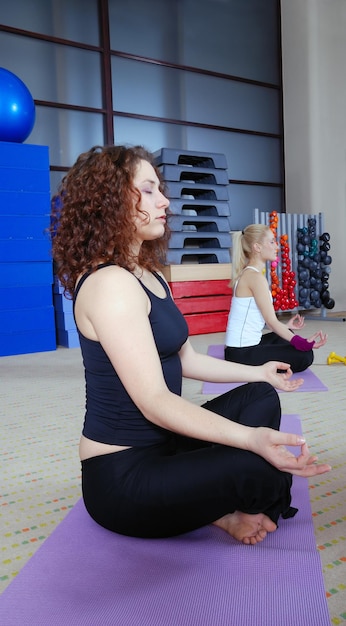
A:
[247, 427, 331, 478]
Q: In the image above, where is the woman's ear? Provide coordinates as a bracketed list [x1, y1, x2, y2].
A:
[253, 242, 261, 253]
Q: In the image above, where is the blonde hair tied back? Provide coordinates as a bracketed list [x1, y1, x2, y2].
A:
[230, 224, 271, 288]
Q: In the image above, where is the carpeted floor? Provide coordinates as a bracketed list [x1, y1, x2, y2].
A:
[1, 313, 346, 625]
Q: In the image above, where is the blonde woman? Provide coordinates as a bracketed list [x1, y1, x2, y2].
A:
[225, 224, 327, 373]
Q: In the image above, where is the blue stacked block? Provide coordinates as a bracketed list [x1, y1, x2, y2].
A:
[154, 148, 232, 264]
[0, 141, 56, 356]
[53, 278, 80, 348]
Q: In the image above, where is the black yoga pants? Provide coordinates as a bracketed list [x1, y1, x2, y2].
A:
[225, 331, 313, 373]
[81, 381, 294, 538]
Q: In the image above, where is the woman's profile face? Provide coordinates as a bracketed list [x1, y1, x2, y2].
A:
[132, 159, 169, 241]
[258, 230, 278, 262]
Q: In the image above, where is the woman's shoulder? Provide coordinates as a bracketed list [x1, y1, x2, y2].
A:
[239, 266, 264, 284]
[155, 269, 170, 286]
[236, 266, 267, 294]
[246, 270, 268, 292]
[77, 265, 150, 324]
[78, 264, 142, 296]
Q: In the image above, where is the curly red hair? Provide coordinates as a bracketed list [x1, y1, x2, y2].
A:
[50, 145, 170, 296]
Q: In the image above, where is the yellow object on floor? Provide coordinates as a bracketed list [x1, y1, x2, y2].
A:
[327, 351, 346, 364]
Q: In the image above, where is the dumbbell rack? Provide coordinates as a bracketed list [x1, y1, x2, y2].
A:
[154, 148, 232, 334]
[254, 208, 343, 321]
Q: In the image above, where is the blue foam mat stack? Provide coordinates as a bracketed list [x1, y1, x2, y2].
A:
[0, 141, 56, 356]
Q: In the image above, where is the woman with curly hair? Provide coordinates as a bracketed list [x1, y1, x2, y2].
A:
[50, 145, 330, 544]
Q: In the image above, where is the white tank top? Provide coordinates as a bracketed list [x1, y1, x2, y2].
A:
[225, 266, 267, 347]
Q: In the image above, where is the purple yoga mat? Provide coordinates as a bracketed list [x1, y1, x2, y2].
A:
[0, 416, 330, 626]
[202, 344, 328, 394]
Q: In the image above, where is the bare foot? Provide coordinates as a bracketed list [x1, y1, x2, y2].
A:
[213, 511, 277, 545]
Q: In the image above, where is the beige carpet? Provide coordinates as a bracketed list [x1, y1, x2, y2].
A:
[1, 314, 346, 625]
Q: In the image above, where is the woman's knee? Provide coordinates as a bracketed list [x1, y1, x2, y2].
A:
[248, 381, 280, 409]
[292, 350, 314, 373]
[220, 382, 280, 428]
[247, 382, 281, 428]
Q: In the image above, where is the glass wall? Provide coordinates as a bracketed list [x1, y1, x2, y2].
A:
[0, 0, 100, 45]
[111, 57, 280, 134]
[0, 0, 283, 221]
[109, 0, 280, 83]
[0, 32, 103, 108]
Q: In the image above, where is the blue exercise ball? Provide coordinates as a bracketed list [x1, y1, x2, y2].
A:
[0, 68, 35, 142]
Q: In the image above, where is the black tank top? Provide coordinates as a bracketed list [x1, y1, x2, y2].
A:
[73, 266, 189, 446]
